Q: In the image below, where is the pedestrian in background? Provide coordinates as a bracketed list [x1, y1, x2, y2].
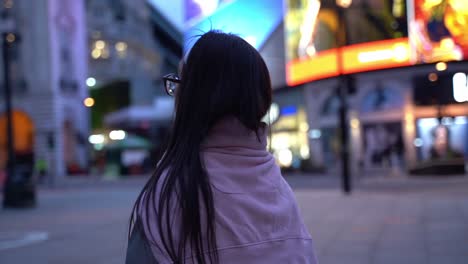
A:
[35, 157, 48, 184]
[126, 30, 318, 264]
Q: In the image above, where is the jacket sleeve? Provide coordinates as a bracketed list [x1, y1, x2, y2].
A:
[125, 218, 159, 264]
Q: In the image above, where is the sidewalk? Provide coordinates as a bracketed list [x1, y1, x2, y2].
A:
[36, 174, 149, 190]
[1, 173, 467, 264]
[4, 169, 466, 191]
[294, 176, 468, 264]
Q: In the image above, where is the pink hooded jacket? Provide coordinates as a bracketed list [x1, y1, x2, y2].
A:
[142, 117, 318, 263]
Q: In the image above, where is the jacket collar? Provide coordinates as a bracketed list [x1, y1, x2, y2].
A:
[201, 116, 267, 151]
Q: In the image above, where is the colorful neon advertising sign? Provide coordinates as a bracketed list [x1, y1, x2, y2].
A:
[184, 0, 283, 51]
[285, 0, 468, 86]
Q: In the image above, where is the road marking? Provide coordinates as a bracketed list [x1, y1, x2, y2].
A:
[0, 231, 49, 250]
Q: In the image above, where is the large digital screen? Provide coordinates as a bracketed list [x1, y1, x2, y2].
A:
[184, 0, 283, 51]
[184, 0, 234, 27]
[285, 0, 468, 86]
[416, 117, 467, 162]
[409, 0, 468, 63]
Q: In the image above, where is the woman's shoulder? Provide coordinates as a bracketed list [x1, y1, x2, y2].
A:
[213, 237, 317, 264]
[203, 150, 282, 194]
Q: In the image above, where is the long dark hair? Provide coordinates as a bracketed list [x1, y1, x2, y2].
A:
[129, 31, 272, 263]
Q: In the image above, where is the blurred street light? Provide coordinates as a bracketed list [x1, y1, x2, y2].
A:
[428, 73, 438, 82]
[115, 41, 127, 52]
[109, 130, 126, 141]
[350, 117, 360, 129]
[435, 62, 447, 71]
[309, 129, 321, 139]
[278, 148, 293, 168]
[88, 134, 105, 144]
[92, 40, 108, 59]
[91, 48, 101, 59]
[5, 32, 15, 42]
[83, 97, 95, 107]
[336, 0, 352, 8]
[95, 40, 106, 49]
[413, 138, 423, 147]
[86, 77, 96, 87]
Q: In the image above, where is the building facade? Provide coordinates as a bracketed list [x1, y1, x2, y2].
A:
[86, 0, 164, 106]
[84, 0, 182, 176]
[270, 0, 468, 175]
[271, 63, 468, 175]
[0, 0, 89, 181]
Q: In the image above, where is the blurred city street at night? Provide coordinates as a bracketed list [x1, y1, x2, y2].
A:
[1, 0, 468, 263]
[1, 173, 468, 264]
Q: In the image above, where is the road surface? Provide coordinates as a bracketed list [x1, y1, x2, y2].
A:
[1, 174, 468, 264]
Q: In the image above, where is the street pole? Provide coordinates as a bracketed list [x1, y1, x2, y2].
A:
[338, 80, 351, 194]
[2, 32, 17, 207]
[336, 3, 352, 194]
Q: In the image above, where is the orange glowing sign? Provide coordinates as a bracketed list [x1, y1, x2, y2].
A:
[286, 39, 412, 86]
[286, 49, 338, 86]
[341, 38, 411, 74]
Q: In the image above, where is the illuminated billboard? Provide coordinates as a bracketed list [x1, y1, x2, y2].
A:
[409, 0, 468, 63]
[184, 0, 234, 26]
[285, 0, 468, 86]
[285, 0, 410, 85]
[184, 0, 283, 51]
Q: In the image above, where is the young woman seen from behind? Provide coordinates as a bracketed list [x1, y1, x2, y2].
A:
[126, 30, 318, 264]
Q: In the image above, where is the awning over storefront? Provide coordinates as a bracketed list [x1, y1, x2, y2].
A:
[104, 97, 174, 126]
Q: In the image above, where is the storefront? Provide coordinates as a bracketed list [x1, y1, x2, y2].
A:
[301, 65, 468, 174]
[410, 70, 468, 173]
[266, 88, 307, 169]
[269, 104, 311, 170]
[283, 0, 468, 174]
